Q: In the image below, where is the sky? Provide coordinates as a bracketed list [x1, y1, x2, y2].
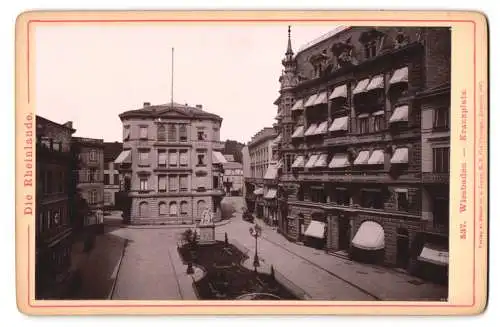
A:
[35, 23, 335, 143]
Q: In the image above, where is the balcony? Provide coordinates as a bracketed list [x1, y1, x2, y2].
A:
[422, 172, 449, 184]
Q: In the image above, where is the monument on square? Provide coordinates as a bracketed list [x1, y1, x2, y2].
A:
[197, 209, 216, 244]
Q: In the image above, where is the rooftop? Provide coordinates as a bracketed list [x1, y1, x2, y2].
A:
[103, 141, 123, 163]
[296, 26, 350, 55]
[248, 127, 276, 147]
[119, 102, 222, 122]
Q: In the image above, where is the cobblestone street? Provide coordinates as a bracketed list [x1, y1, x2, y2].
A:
[80, 199, 447, 301]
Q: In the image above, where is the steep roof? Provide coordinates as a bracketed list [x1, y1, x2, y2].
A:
[119, 102, 222, 122]
[103, 141, 123, 163]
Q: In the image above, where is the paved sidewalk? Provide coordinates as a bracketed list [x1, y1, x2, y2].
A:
[253, 221, 448, 301]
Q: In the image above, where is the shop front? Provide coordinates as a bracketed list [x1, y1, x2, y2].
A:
[349, 220, 385, 264]
[411, 232, 448, 285]
[263, 188, 278, 226]
[303, 211, 327, 250]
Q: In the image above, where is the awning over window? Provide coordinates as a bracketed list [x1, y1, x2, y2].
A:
[354, 150, 370, 165]
[329, 153, 350, 168]
[418, 244, 449, 266]
[329, 116, 349, 132]
[304, 94, 318, 107]
[254, 188, 264, 195]
[313, 92, 328, 106]
[264, 188, 277, 199]
[212, 151, 228, 164]
[390, 147, 409, 164]
[304, 123, 318, 136]
[313, 121, 329, 135]
[373, 110, 385, 116]
[365, 75, 384, 92]
[304, 220, 326, 239]
[114, 150, 131, 164]
[368, 149, 385, 165]
[264, 164, 279, 180]
[389, 105, 409, 123]
[358, 113, 369, 118]
[305, 154, 319, 168]
[291, 155, 305, 168]
[291, 126, 304, 138]
[272, 134, 282, 146]
[314, 153, 328, 168]
[353, 79, 370, 95]
[291, 99, 304, 111]
[389, 67, 409, 85]
[351, 221, 385, 250]
[329, 84, 347, 100]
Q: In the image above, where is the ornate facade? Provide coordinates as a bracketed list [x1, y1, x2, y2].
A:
[273, 26, 450, 282]
[116, 102, 226, 224]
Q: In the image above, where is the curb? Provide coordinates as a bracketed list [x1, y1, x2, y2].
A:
[116, 218, 233, 230]
[107, 239, 128, 300]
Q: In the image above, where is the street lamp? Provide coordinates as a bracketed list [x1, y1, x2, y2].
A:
[249, 224, 262, 272]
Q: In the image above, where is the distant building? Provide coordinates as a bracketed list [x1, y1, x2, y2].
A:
[244, 127, 280, 225]
[35, 116, 75, 299]
[103, 141, 123, 208]
[72, 137, 105, 226]
[241, 145, 251, 198]
[222, 160, 243, 195]
[115, 102, 226, 224]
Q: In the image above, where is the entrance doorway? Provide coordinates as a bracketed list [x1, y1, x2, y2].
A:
[338, 216, 350, 250]
[396, 228, 410, 269]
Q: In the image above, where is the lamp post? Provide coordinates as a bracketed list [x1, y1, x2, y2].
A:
[249, 224, 262, 272]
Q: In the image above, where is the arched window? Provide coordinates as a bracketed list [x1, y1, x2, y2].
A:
[197, 200, 206, 218]
[139, 201, 148, 217]
[169, 202, 178, 216]
[180, 201, 188, 216]
[157, 125, 166, 141]
[159, 202, 167, 215]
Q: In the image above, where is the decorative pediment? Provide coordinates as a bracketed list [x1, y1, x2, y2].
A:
[156, 107, 192, 119]
[309, 49, 329, 65]
[331, 37, 356, 68]
[358, 28, 386, 44]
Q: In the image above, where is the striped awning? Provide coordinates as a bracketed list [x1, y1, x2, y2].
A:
[329, 116, 349, 132]
[367, 149, 385, 165]
[114, 150, 131, 164]
[329, 84, 347, 100]
[305, 154, 319, 168]
[390, 147, 409, 164]
[291, 126, 304, 138]
[291, 156, 305, 168]
[313, 121, 329, 135]
[354, 150, 370, 165]
[329, 153, 350, 168]
[314, 153, 329, 168]
[365, 75, 384, 92]
[304, 123, 318, 136]
[304, 94, 318, 107]
[291, 99, 304, 111]
[353, 79, 370, 95]
[390, 67, 409, 85]
[351, 221, 385, 250]
[313, 92, 328, 106]
[389, 105, 409, 123]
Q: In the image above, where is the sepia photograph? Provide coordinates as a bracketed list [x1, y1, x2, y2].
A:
[14, 10, 488, 316]
[33, 22, 451, 302]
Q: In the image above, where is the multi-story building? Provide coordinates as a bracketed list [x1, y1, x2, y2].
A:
[35, 116, 75, 299]
[273, 26, 450, 281]
[103, 141, 123, 208]
[222, 160, 244, 196]
[115, 102, 226, 224]
[241, 145, 251, 198]
[72, 137, 105, 226]
[244, 127, 281, 225]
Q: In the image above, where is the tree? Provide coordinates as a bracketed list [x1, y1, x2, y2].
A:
[223, 140, 244, 163]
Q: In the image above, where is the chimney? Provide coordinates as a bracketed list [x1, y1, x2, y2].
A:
[196, 104, 203, 109]
[63, 121, 73, 129]
[143, 102, 151, 107]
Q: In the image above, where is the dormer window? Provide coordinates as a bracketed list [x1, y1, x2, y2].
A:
[359, 28, 385, 60]
[364, 41, 377, 58]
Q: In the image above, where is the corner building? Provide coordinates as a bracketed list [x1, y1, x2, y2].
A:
[116, 102, 226, 224]
[274, 26, 450, 278]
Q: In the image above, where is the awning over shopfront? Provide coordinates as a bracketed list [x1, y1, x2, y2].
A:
[329, 84, 347, 100]
[114, 150, 132, 164]
[353, 79, 370, 95]
[291, 155, 305, 168]
[304, 123, 318, 136]
[291, 99, 304, 111]
[367, 149, 385, 165]
[365, 75, 384, 92]
[313, 91, 328, 106]
[305, 154, 319, 168]
[354, 150, 370, 165]
[314, 153, 328, 168]
[291, 125, 304, 138]
[418, 244, 449, 266]
[329, 116, 349, 132]
[264, 163, 279, 180]
[304, 94, 318, 107]
[390, 147, 409, 164]
[254, 188, 264, 195]
[313, 121, 329, 135]
[389, 67, 409, 85]
[389, 105, 409, 123]
[212, 151, 228, 164]
[264, 188, 277, 199]
[304, 220, 326, 239]
[329, 153, 350, 168]
[351, 221, 385, 250]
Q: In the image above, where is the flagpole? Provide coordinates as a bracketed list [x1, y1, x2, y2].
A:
[171, 47, 174, 108]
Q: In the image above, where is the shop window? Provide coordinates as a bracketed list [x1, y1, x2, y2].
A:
[433, 147, 450, 173]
